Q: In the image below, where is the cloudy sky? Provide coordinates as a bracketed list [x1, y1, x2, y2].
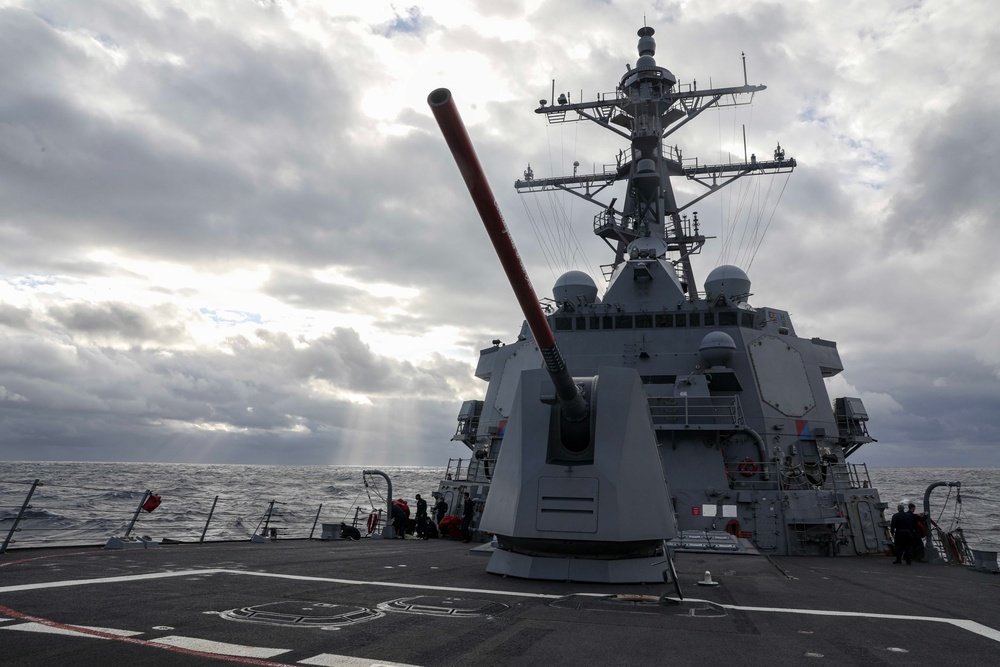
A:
[1, 0, 997, 467]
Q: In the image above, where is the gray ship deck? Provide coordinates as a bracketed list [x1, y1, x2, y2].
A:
[2, 538, 998, 666]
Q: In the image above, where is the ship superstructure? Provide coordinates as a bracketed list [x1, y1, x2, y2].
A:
[435, 27, 886, 568]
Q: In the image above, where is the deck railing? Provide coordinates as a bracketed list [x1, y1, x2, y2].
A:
[648, 395, 744, 428]
[443, 457, 497, 484]
[0, 477, 389, 552]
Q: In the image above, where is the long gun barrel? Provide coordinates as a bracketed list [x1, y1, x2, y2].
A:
[428, 88, 588, 422]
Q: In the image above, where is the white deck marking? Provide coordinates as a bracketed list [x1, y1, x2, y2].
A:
[707, 602, 1000, 644]
[0, 569, 220, 594]
[0, 568, 559, 599]
[299, 654, 421, 666]
[4, 568, 1000, 644]
[0, 622, 143, 638]
[933, 619, 1000, 643]
[152, 635, 289, 658]
[215, 569, 561, 599]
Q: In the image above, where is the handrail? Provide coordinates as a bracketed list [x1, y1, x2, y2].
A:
[444, 457, 498, 483]
[1, 478, 40, 553]
[0, 478, 382, 550]
[648, 395, 745, 427]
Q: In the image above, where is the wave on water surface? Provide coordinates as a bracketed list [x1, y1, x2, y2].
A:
[2, 461, 998, 550]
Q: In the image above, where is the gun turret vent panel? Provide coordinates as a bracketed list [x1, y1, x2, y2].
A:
[536, 476, 599, 533]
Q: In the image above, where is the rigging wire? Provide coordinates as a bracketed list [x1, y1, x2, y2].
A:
[562, 120, 585, 269]
[718, 169, 755, 265]
[520, 194, 558, 277]
[719, 106, 744, 265]
[737, 172, 775, 268]
[520, 123, 600, 285]
[936, 486, 953, 525]
[746, 172, 792, 271]
[341, 487, 367, 523]
[363, 472, 386, 513]
[716, 107, 736, 264]
[554, 120, 595, 278]
[539, 126, 568, 273]
[718, 102, 774, 270]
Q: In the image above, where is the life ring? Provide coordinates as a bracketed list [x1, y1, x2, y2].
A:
[738, 457, 758, 477]
[726, 519, 741, 536]
[947, 532, 965, 564]
[366, 511, 379, 535]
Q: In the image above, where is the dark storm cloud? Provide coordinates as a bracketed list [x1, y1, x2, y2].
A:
[0, 315, 469, 463]
[48, 301, 187, 343]
[851, 346, 1000, 467]
[262, 269, 372, 312]
[0, 304, 32, 329]
[0, 3, 358, 269]
[881, 99, 1000, 252]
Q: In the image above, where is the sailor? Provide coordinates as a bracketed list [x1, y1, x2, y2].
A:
[890, 502, 918, 564]
[416, 515, 439, 539]
[434, 494, 448, 524]
[415, 494, 428, 522]
[340, 522, 362, 540]
[907, 503, 928, 562]
[390, 500, 408, 539]
[461, 492, 475, 543]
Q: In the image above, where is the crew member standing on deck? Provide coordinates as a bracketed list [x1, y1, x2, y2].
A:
[890, 503, 917, 564]
[461, 492, 474, 543]
[434, 494, 448, 524]
[415, 494, 428, 522]
[908, 502, 928, 562]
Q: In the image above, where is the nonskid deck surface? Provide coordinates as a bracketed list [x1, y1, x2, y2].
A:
[2, 540, 998, 666]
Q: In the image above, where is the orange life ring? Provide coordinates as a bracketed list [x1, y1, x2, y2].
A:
[947, 532, 964, 564]
[738, 457, 758, 477]
[366, 511, 379, 535]
[726, 519, 741, 536]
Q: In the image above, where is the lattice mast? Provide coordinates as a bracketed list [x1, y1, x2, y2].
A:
[515, 27, 796, 296]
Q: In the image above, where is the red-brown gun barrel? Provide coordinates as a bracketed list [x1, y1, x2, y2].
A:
[427, 88, 587, 421]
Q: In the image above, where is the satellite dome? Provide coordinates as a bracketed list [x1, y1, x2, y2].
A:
[705, 265, 751, 302]
[699, 331, 737, 368]
[553, 270, 599, 306]
[636, 54, 657, 70]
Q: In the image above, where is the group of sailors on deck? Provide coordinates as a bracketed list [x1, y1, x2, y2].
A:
[342, 491, 475, 541]
[890, 502, 927, 564]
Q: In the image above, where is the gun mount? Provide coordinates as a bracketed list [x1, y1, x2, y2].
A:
[428, 88, 677, 583]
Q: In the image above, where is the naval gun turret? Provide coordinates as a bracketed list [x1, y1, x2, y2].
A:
[429, 89, 678, 583]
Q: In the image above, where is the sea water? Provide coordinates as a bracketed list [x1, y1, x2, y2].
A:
[0, 462, 446, 549]
[2, 461, 998, 550]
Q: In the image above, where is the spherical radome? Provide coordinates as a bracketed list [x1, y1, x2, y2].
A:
[699, 331, 737, 368]
[553, 270, 599, 305]
[705, 265, 751, 302]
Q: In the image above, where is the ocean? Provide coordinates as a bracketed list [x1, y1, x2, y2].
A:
[2, 461, 998, 551]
